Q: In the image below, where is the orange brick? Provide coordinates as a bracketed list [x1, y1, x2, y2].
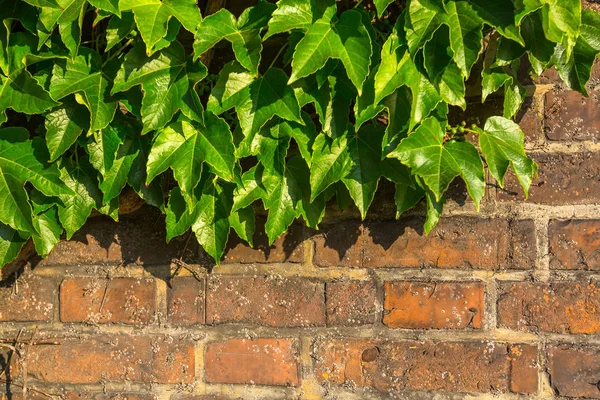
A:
[0, 275, 56, 322]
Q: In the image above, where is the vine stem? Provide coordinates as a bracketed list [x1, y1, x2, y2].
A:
[101, 38, 134, 68]
[267, 42, 289, 70]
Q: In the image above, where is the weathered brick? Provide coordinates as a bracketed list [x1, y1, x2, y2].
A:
[222, 219, 304, 263]
[205, 338, 300, 386]
[312, 221, 363, 267]
[60, 277, 155, 325]
[26, 335, 194, 384]
[314, 339, 537, 394]
[64, 394, 156, 400]
[41, 209, 199, 266]
[0, 275, 56, 322]
[497, 282, 600, 334]
[326, 280, 379, 326]
[167, 276, 205, 325]
[548, 345, 600, 398]
[206, 276, 325, 327]
[361, 217, 536, 269]
[549, 220, 600, 270]
[383, 281, 484, 329]
[545, 89, 600, 141]
[499, 152, 600, 204]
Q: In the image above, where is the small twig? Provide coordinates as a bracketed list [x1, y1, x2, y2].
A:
[169, 231, 194, 286]
[0, 379, 58, 399]
[22, 327, 38, 400]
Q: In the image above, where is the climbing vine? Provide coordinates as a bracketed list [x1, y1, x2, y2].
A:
[0, 0, 598, 266]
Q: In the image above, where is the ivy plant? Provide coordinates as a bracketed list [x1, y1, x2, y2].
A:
[0, 0, 598, 267]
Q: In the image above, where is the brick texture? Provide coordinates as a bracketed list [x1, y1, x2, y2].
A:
[205, 338, 300, 386]
[544, 89, 600, 141]
[206, 276, 325, 327]
[0, 275, 56, 322]
[497, 282, 600, 334]
[383, 281, 484, 329]
[326, 280, 379, 326]
[314, 339, 537, 394]
[547, 345, 600, 398]
[60, 277, 155, 325]
[549, 219, 600, 270]
[167, 276, 206, 325]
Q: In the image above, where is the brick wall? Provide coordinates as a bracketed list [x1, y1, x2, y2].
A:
[1, 69, 600, 400]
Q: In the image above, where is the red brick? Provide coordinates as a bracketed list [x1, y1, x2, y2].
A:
[205, 338, 300, 386]
[383, 281, 484, 329]
[497, 282, 600, 334]
[549, 220, 600, 270]
[41, 209, 199, 266]
[326, 280, 379, 326]
[499, 152, 600, 204]
[167, 276, 206, 325]
[312, 221, 363, 267]
[545, 89, 600, 141]
[64, 394, 156, 400]
[361, 217, 535, 269]
[206, 276, 325, 327]
[60, 278, 155, 325]
[26, 335, 194, 384]
[548, 345, 600, 398]
[0, 275, 56, 322]
[314, 339, 537, 394]
[222, 219, 304, 263]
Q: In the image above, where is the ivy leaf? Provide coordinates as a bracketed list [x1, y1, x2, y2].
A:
[288, 112, 318, 167]
[236, 68, 303, 138]
[192, 179, 232, 263]
[374, 0, 395, 18]
[49, 49, 118, 132]
[232, 165, 275, 212]
[36, 0, 86, 55]
[165, 186, 196, 241]
[475, 116, 537, 197]
[286, 155, 326, 228]
[442, 1, 483, 78]
[32, 206, 62, 257]
[146, 113, 235, 207]
[288, 10, 373, 95]
[0, 222, 29, 266]
[119, 0, 201, 53]
[394, 175, 426, 218]
[405, 0, 443, 54]
[57, 157, 102, 240]
[45, 98, 89, 161]
[106, 12, 135, 51]
[265, 0, 336, 40]
[206, 61, 254, 115]
[466, 0, 525, 45]
[229, 205, 255, 247]
[263, 166, 299, 245]
[521, 11, 556, 75]
[89, 0, 120, 15]
[554, 10, 600, 96]
[541, 0, 581, 61]
[310, 132, 353, 201]
[342, 125, 384, 220]
[424, 187, 445, 234]
[388, 117, 485, 208]
[514, 0, 544, 25]
[112, 42, 207, 134]
[193, 2, 275, 75]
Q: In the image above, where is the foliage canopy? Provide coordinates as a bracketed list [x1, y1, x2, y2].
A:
[0, 0, 598, 266]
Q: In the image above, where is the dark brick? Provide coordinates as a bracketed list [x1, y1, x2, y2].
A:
[383, 281, 484, 329]
[549, 220, 600, 270]
[326, 280, 379, 326]
[60, 278, 155, 325]
[499, 152, 600, 204]
[312, 221, 363, 267]
[548, 345, 600, 398]
[205, 338, 300, 386]
[545, 89, 600, 141]
[206, 276, 326, 327]
[167, 276, 206, 325]
[314, 339, 537, 394]
[0, 275, 56, 322]
[497, 282, 600, 334]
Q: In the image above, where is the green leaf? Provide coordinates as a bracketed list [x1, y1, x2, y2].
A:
[236, 67, 302, 138]
[49, 50, 118, 132]
[193, 2, 275, 75]
[310, 132, 352, 201]
[424, 187, 445, 234]
[554, 10, 600, 96]
[89, 0, 120, 14]
[514, 0, 544, 25]
[521, 11, 556, 75]
[36, 0, 86, 54]
[405, 0, 443, 54]
[229, 205, 255, 247]
[342, 124, 384, 219]
[207, 61, 255, 115]
[476, 116, 537, 196]
[541, 0, 581, 61]
[192, 180, 232, 263]
[286, 155, 325, 228]
[388, 117, 485, 208]
[112, 42, 207, 134]
[394, 175, 426, 218]
[0, 222, 29, 266]
[374, 0, 395, 18]
[289, 10, 373, 94]
[57, 157, 102, 239]
[466, 0, 525, 45]
[45, 98, 88, 161]
[265, 0, 336, 40]
[119, 0, 202, 53]
[32, 206, 62, 257]
[442, 1, 483, 78]
[146, 113, 235, 207]
[263, 166, 299, 245]
[106, 12, 135, 51]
